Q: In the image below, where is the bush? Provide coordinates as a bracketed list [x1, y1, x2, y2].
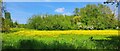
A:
[27, 15, 74, 30]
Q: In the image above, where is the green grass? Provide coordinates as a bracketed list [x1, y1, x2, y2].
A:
[1, 32, 119, 50]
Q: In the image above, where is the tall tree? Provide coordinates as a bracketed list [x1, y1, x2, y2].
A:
[4, 11, 13, 27]
[77, 4, 118, 29]
[0, 0, 4, 32]
[73, 8, 79, 16]
[0, 1, 13, 32]
[104, 0, 119, 29]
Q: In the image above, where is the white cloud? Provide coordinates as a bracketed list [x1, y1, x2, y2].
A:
[44, 0, 52, 2]
[63, 12, 72, 15]
[55, 8, 65, 13]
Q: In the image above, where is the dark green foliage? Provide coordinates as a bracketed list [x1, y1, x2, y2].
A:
[4, 11, 13, 27]
[5, 11, 11, 20]
[1, 11, 14, 33]
[13, 21, 19, 28]
[19, 39, 47, 49]
[93, 37, 119, 49]
[73, 8, 80, 16]
[1, 1, 14, 33]
[1, 18, 12, 32]
[27, 14, 75, 30]
[75, 4, 118, 30]
[19, 24, 27, 28]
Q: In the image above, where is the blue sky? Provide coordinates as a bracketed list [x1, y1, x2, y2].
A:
[5, 2, 115, 24]
[4, 0, 107, 2]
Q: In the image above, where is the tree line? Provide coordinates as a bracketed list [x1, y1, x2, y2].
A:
[27, 4, 119, 30]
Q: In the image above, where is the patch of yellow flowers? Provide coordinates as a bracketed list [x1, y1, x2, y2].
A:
[14, 29, 119, 36]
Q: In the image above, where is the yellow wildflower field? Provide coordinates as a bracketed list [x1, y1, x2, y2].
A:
[14, 29, 119, 36]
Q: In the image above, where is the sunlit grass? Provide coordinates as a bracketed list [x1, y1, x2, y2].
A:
[2, 28, 119, 49]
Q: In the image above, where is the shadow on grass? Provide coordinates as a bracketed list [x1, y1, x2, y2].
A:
[2, 39, 89, 51]
[92, 36, 120, 49]
[3, 37, 119, 51]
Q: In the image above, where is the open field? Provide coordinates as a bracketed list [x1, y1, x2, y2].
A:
[12, 28, 119, 36]
[1, 28, 119, 50]
[1, 1, 120, 51]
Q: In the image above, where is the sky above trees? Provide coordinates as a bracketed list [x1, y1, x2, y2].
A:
[5, 2, 102, 24]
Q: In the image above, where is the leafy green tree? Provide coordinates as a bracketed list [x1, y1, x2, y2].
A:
[4, 11, 13, 27]
[75, 4, 118, 30]
[0, 2, 13, 32]
[13, 21, 19, 28]
[3, 19, 11, 32]
[73, 8, 79, 16]
[27, 14, 74, 30]
[0, 17, 4, 32]
[104, 0, 119, 29]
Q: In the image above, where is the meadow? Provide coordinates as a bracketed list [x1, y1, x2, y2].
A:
[1, 28, 119, 50]
[1, 2, 120, 51]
